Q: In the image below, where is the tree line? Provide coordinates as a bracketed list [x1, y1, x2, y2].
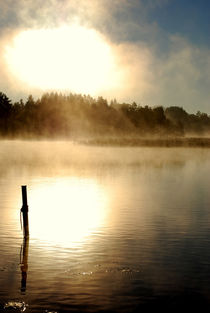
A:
[0, 91, 210, 138]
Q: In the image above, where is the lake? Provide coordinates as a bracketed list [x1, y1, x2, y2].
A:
[0, 140, 210, 312]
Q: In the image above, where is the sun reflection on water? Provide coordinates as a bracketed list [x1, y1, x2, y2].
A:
[29, 177, 109, 246]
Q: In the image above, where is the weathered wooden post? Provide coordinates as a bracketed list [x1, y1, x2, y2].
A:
[21, 185, 29, 238]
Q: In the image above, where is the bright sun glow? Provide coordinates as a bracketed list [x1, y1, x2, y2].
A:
[5, 25, 120, 94]
[29, 178, 109, 246]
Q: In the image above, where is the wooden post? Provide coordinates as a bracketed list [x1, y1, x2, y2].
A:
[21, 185, 29, 238]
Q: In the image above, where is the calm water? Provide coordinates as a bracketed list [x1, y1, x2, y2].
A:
[0, 140, 210, 312]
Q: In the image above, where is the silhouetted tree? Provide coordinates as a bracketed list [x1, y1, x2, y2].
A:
[0, 92, 12, 134]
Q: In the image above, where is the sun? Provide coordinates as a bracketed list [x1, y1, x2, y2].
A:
[4, 25, 120, 94]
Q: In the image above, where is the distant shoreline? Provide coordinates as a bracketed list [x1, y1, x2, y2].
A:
[0, 136, 210, 148]
[78, 137, 210, 148]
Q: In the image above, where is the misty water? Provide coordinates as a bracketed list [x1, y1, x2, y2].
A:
[1, 140, 210, 312]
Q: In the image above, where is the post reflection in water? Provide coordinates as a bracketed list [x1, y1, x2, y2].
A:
[20, 237, 29, 293]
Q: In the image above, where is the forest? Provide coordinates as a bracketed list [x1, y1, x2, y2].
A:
[0, 91, 210, 142]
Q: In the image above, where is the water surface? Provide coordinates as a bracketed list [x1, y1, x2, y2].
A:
[0, 140, 210, 312]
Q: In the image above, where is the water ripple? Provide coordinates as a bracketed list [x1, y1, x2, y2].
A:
[4, 301, 28, 312]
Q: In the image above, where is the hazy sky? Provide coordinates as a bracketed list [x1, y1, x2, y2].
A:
[0, 0, 210, 113]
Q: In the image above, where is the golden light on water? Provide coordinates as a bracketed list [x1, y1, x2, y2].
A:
[28, 178, 109, 246]
[5, 25, 120, 94]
